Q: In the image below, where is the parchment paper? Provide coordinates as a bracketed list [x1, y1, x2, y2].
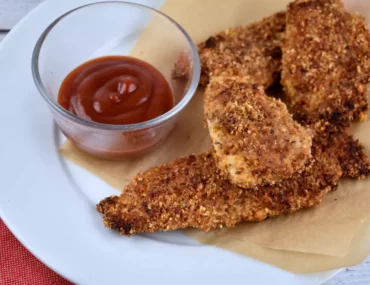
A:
[60, 0, 370, 273]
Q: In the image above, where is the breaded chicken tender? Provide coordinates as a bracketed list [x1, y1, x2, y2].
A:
[198, 12, 286, 88]
[282, 0, 370, 124]
[97, 122, 369, 235]
[204, 77, 312, 188]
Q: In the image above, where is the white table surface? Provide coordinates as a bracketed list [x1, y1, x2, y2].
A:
[0, 0, 369, 284]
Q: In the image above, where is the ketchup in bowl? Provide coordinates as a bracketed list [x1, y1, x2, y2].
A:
[58, 56, 174, 125]
[32, 2, 199, 160]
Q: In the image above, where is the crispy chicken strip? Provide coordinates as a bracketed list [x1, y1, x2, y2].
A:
[204, 77, 312, 188]
[282, 0, 370, 124]
[198, 12, 285, 88]
[97, 122, 369, 235]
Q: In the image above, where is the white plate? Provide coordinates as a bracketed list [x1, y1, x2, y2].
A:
[0, 0, 340, 284]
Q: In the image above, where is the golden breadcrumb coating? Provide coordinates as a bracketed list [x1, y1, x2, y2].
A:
[282, 0, 370, 124]
[172, 52, 191, 79]
[204, 77, 312, 188]
[198, 12, 286, 88]
[97, 122, 369, 235]
[97, 0, 370, 236]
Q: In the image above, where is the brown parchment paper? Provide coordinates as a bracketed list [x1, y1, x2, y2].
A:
[186, 215, 370, 274]
[60, 0, 370, 273]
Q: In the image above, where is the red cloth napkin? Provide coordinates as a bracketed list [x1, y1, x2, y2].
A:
[0, 219, 73, 285]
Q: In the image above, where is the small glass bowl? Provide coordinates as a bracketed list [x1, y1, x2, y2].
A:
[32, 1, 200, 160]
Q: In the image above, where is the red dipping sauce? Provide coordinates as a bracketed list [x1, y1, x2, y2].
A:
[58, 56, 174, 125]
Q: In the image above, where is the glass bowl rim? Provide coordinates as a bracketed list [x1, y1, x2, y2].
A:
[31, 0, 200, 131]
